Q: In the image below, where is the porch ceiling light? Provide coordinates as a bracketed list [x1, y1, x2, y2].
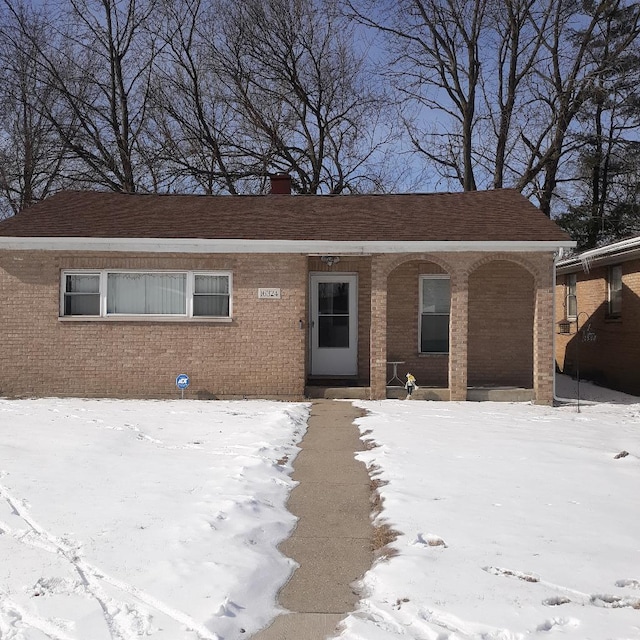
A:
[320, 255, 340, 267]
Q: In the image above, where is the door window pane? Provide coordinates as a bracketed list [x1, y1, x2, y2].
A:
[319, 315, 350, 348]
[319, 282, 349, 314]
[317, 281, 350, 348]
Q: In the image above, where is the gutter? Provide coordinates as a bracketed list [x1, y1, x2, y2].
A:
[557, 235, 640, 274]
[0, 237, 576, 254]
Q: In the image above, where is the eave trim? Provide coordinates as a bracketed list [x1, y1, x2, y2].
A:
[0, 238, 576, 253]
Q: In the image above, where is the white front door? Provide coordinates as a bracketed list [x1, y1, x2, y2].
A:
[310, 273, 358, 376]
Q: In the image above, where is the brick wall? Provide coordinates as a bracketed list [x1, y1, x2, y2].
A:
[0, 251, 307, 398]
[0, 248, 558, 402]
[555, 258, 640, 396]
[468, 260, 534, 387]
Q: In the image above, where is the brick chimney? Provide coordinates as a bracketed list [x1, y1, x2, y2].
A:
[269, 173, 292, 195]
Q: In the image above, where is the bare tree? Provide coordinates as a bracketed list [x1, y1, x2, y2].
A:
[0, 1, 68, 217]
[346, 0, 489, 191]
[346, 0, 640, 215]
[149, 0, 254, 194]
[514, 0, 640, 214]
[556, 4, 640, 247]
[5, 0, 162, 194]
[479, 0, 551, 189]
[215, 0, 397, 194]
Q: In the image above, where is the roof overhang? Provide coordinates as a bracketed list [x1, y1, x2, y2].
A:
[556, 236, 640, 274]
[0, 238, 575, 253]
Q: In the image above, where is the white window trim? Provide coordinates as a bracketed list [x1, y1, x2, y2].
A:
[565, 273, 577, 321]
[418, 274, 450, 354]
[60, 269, 233, 321]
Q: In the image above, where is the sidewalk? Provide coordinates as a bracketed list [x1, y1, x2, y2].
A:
[252, 400, 373, 640]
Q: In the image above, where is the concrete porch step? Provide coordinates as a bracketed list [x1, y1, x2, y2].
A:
[305, 386, 534, 402]
[305, 386, 371, 399]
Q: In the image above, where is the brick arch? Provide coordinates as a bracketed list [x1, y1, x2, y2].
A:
[465, 253, 541, 283]
[383, 253, 457, 279]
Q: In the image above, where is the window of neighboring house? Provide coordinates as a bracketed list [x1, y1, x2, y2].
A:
[419, 275, 450, 353]
[61, 270, 232, 319]
[608, 264, 622, 317]
[566, 273, 577, 320]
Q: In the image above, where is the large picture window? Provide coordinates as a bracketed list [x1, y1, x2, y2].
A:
[61, 270, 232, 319]
[420, 275, 450, 353]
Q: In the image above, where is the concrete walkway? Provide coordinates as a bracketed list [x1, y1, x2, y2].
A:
[252, 400, 373, 640]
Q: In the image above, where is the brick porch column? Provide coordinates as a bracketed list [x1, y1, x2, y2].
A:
[370, 255, 388, 399]
[448, 270, 469, 401]
[533, 268, 555, 405]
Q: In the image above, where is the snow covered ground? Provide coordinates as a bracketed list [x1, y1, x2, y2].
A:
[0, 378, 639, 640]
[337, 378, 640, 640]
[0, 399, 308, 640]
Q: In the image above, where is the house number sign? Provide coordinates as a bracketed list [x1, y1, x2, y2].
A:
[258, 288, 281, 299]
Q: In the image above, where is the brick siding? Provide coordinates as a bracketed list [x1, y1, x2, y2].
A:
[0, 251, 307, 399]
[468, 260, 534, 387]
[0, 249, 557, 403]
[555, 258, 640, 396]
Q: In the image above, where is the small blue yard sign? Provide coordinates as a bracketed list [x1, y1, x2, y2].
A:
[176, 374, 190, 390]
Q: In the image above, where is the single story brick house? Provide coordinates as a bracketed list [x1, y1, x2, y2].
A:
[555, 235, 640, 396]
[0, 178, 573, 403]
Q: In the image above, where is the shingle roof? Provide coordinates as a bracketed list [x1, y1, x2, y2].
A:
[0, 189, 571, 242]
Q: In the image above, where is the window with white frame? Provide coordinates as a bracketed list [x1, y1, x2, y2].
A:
[61, 270, 232, 319]
[566, 273, 577, 320]
[608, 264, 622, 317]
[420, 275, 450, 353]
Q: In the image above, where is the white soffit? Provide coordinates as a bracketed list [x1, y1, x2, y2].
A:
[0, 238, 575, 253]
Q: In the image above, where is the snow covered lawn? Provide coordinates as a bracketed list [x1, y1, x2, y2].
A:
[338, 380, 640, 640]
[1, 380, 639, 640]
[0, 399, 308, 640]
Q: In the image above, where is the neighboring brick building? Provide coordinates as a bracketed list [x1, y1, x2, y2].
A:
[0, 180, 573, 403]
[555, 236, 640, 396]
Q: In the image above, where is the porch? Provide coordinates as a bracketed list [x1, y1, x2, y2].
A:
[306, 251, 554, 404]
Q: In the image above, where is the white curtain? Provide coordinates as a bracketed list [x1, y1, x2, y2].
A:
[66, 274, 99, 293]
[107, 273, 186, 314]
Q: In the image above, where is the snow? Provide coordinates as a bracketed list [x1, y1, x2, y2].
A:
[0, 399, 308, 640]
[336, 378, 640, 640]
[1, 378, 639, 640]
